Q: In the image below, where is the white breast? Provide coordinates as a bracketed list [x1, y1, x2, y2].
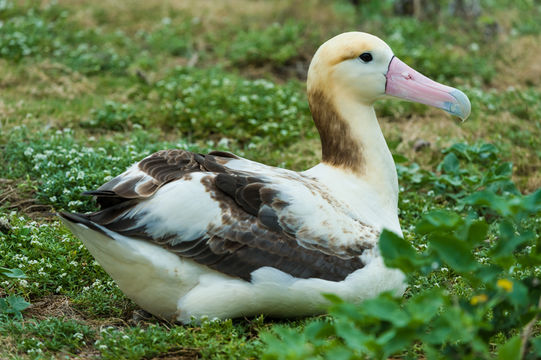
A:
[303, 163, 402, 235]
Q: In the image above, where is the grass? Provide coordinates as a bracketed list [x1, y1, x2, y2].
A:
[0, 0, 540, 358]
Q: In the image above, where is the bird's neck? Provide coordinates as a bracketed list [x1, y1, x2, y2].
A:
[308, 89, 398, 213]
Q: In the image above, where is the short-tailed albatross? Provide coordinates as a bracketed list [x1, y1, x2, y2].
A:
[60, 32, 470, 323]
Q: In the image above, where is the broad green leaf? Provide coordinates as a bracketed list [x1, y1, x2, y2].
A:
[380, 327, 417, 359]
[438, 174, 463, 187]
[416, 211, 461, 234]
[463, 191, 510, 217]
[491, 221, 534, 259]
[406, 289, 445, 322]
[523, 188, 541, 214]
[429, 235, 477, 272]
[532, 336, 541, 356]
[444, 143, 470, 160]
[324, 346, 357, 360]
[507, 280, 529, 308]
[261, 326, 313, 359]
[478, 143, 499, 160]
[497, 335, 521, 360]
[441, 153, 460, 174]
[465, 220, 489, 245]
[0, 267, 27, 279]
[329, 302, 365, 323]
[392, 153, 408, 163]
[379, 230, 422, 273]
[0, 295, 31, 319]
[334, 318, 368, 351]
[323, 293, 344, 304]
[424, 314, 453, 345]
[304, 320, 334, 341]
[6, 295, 31, 313]
[475, 265, 502, 283]
[361, 296, 410, 327]
[423, 344, 447, 360]
[494, 162, 512, 177]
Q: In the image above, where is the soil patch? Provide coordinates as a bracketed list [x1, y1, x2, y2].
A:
[0, 178, 55, 219]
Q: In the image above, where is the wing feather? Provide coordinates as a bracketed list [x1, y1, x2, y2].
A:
[66, 149, 375, 281]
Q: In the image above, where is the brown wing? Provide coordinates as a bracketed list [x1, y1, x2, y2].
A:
[64, 149, 368, 282]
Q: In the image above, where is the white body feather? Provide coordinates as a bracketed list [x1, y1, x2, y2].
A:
[61, 158, 406, 323]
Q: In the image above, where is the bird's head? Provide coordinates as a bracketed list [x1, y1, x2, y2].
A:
[307, 32, 471, 120]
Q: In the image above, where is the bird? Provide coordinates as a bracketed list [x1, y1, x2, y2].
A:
[60, 32, 470, 323]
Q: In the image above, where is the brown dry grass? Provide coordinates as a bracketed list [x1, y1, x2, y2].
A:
[496, 35, 541, 89]
[54, 0, 344, 30]
[0, 179, 54, 219]
[25, 295, 87, 321]
[0, 336, 18, 359]
[0, 60, 94, 100]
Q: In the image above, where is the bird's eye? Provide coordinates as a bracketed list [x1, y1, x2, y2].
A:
[359, 52, 373, 63]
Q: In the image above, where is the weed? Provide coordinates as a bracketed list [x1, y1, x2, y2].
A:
[262, 188, 541, 359]
[82, 101, 147, 131]
[1, 317, 95, 357]
[0, 126, 202, 212]
[225, 20, 307, 66]
[154, 67, 312, 145]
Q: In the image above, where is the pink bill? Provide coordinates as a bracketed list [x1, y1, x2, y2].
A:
[385, 56, 471, 120]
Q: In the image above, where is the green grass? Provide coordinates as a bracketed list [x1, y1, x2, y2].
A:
[1, 0, 540, 358]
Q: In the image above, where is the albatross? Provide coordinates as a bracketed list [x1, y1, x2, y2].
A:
[60, 32, 470, 323]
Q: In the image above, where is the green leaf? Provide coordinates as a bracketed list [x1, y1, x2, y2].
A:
[304, 320, 334, 341]
[380, 327, 417, 358]
[361, 296, 410, 327]
[478, 143, 499, 159]
[379, 229, 423, 273]
[465, 220, 489, 245]
[531, 336, 541, 356]
[441, 153, 460, 174]
[406, 289, 445, 322]
[497, 335, 522, 360]
[475, 265, 502, 283]
[463, 191, 510, 217]
[429, 234, 477, 272]
[323, 293, 344, 304]
[392, 153, 408, 163]
[507, 280, 529, 308]
[330, 302, 366, 323]
[491, 221, 533, 259]
[324, 346, 356, 360]
[7, 295, 31, 313]
[416, 211, 461, 234]
[494, 162, 513, 177]
[334, 318, 368, 351]
[0, 267, 27, 279]
[0, 295, 31, 319]
[444, 143, 471, 160]
[523, 188, 541, 214]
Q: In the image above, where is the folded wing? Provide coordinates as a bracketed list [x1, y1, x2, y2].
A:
[64, 149, 380, 282]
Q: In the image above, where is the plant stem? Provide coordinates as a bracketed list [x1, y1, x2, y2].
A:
[520, 295, 541, 359]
